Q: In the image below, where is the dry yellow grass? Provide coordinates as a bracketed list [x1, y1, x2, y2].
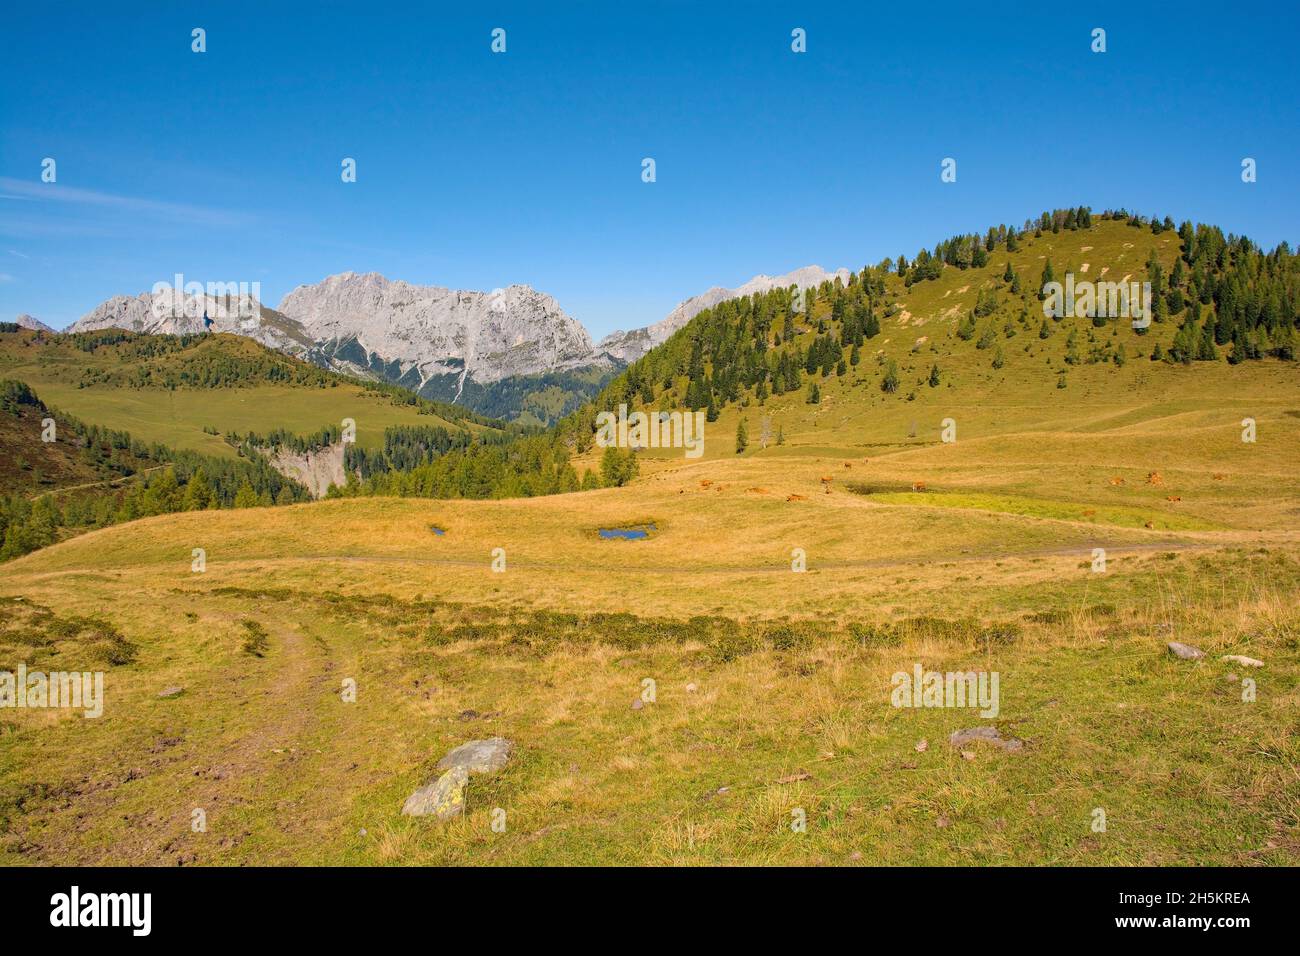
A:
[1, 279, 1298, 864]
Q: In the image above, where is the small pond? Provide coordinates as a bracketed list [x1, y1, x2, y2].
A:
[598, 522, 657, 540]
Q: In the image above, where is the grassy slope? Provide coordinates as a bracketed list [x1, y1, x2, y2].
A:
[0, 219, 1297, 865]
[0, 331, 470, 458]
[1, 390, 1296, 865]
[0, 395, 128, 497]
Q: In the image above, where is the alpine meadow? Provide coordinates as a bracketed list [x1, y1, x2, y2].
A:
[1, 2, 1297, 920]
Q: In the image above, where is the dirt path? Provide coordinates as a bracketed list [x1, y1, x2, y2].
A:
[25, 465, 166, 500]
[9, 618, 335, 865]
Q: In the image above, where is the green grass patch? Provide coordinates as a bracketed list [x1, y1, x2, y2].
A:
[862, 490, 1220, 531]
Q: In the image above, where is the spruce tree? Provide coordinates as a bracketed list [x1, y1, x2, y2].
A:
[1038, 260, 1055, 299]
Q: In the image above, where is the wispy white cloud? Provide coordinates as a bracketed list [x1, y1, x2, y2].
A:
[0, 178, 253, 228]
[0, 273, 14, 283]
[7, 249, 30, 259]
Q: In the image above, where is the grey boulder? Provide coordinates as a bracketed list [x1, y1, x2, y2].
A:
[436, 737, 512, 774]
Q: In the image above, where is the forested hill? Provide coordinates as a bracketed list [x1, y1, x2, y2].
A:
[558, 208, 1298, 444]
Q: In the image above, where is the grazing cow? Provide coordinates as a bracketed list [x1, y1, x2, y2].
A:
[912, 480, 927, 492]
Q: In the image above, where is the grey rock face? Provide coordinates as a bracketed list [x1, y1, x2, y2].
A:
[278, 273, 601, 386]
[1167, 641, 1205, 660]
[13, 313, 54, 332]
[269, 441, 346, 499]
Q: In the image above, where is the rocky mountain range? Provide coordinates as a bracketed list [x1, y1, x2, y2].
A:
[278, 274, 604, 399]
[46, 264, 849, 420]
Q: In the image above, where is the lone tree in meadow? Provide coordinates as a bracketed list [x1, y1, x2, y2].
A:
[928, 364, 941, 387]
[881, 359, 900, 394]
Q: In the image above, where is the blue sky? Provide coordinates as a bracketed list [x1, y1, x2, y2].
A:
[2, 1, 1297, 335]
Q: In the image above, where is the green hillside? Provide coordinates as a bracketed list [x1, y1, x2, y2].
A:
[0, 330, 502, 459]
[564, 209, 1298, 460]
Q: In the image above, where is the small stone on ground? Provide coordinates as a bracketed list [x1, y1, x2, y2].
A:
[949, 726, 1024, 752]
[1220, 654, 1263, 667]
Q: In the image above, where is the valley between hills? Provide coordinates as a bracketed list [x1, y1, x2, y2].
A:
[1, 210, 1297, 865]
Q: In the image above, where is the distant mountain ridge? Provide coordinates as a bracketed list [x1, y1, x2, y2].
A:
[57, 263, 852, 421]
